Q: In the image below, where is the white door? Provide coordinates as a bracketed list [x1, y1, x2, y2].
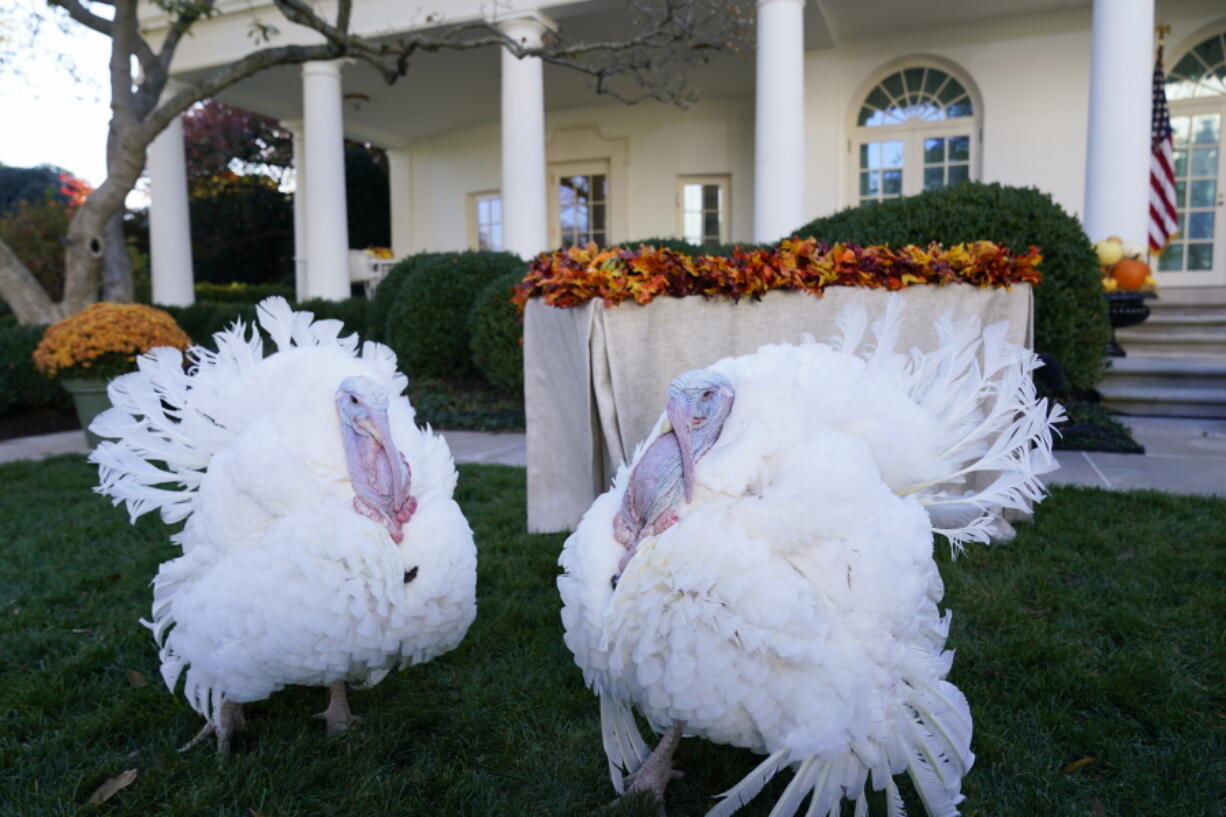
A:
[1155, 106, 1226, 287]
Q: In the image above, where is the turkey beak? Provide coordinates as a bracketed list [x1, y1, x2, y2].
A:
[666, 395, 697, 503]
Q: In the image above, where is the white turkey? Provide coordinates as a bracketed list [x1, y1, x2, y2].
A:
[558, 296, 1063, 816]
[90, 297, 477, 752]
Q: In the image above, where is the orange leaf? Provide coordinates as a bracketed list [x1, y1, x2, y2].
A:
[1062, 757, 1097, 773]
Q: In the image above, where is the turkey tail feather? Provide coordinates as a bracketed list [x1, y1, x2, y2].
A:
[89, 297, 399, 530]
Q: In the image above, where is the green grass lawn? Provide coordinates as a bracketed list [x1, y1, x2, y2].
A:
[1, 458, 1222, 817]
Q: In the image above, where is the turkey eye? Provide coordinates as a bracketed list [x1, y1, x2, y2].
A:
[702, 390, 713, 400]
[349, 395, 359, 405]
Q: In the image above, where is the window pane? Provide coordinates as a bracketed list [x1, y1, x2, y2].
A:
[923, 69, 948, 94]
[861, 171, 879, 196]
[491, 199, 501, 221]
[1187, 242, 1214, 270]
[1192, 114, 1221, 145]
[858, 106, 878, 126]
[1190, 147, 1219, 176]
[478, 227, 491, 250]
[867, 142, 881, 168]
[946, 98, 973, 118]
[1175, 180, 1187, 206]
[1171, 116, 1191, 146]
[592, 175, 607, 201]
[1188, 210, 1215, 239]
[948, 164, 970, 185]
[561, 205, 576, 231]
[703, 210, 719, 239]
[882, 73, 904, 99]
[591, 231, 606, 247]
[684, 211, 702, 243]
[490, 225, 502, 250]
[1173, 149, 1188, 176]
[949, 135, 971, 161]
[702, 184, 720, 211]
[592, 203, 606, 231]
[575, 205, 589, 230]
[477, 199, 489, 222]
[684, 184, 702, 211]
[903, 67, 925, 94]
[866, 87, 892, 111]
[572, 176, 589, 199]
[1195, 34, 1224, 68]
[1190, 179, 1217, 207]
[859, 143, 871, 169]
[882, 170, 902, 195]
[924, 138, 945, 163]
[937, 80, 965, 104]
[1158, 243, 1183, 271]
[882, 141, 904, 167]
[924, 166, 945, 190]
[559, 183, 575, 207]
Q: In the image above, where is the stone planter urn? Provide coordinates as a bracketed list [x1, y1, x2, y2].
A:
[1104, 291, 1154, 357]
[60, 378, 110, 448]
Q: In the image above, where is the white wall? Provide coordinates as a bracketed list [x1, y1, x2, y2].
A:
[404, 96, 755, 253]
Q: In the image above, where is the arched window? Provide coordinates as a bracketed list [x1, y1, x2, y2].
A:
[852, 63, 980, 206]
[1159, 31, 1225, 284]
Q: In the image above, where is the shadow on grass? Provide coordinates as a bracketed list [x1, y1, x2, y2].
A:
[0, 458, 1221, 816]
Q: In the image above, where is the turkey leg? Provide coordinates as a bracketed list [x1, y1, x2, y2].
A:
[315, 680, 359, 738]
[622, 721, 685, 814]
[179, 699, 246, 754]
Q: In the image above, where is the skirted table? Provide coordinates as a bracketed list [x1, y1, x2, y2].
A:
[524, 283, 1034, 534]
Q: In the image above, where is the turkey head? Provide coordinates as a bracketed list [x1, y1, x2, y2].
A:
[611, 369, 734, 580]
[336, 376, 417, 543]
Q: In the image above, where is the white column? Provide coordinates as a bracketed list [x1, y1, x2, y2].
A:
[302, 60, 351, 300]
[147, 92, 195, 306]
[285, 119, 309, 301]
[1083, 0, 1154, 243]
[387, 148, 413, 258]
[500, 16, 549, 258]
[753, 0, 806, 244]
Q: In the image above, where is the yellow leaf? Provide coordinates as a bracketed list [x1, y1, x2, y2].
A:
[1061, 757, 1097, 773]
[87, 769, 137, 805]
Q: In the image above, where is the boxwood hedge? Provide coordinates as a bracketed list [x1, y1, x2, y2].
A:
[469, 271, 524, 394]
[793, 182, 1109, 392]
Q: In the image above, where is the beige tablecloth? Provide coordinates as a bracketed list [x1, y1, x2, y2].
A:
[524, 285, 1034, 533]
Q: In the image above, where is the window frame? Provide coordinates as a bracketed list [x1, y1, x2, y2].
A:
[846, 59, 983, 207]
[675, 174, 731, 247]
[466, 190, 503, 251]
[548, 159, 612, 249]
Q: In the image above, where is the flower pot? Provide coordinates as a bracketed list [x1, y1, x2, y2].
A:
[60, 378, 110, 448]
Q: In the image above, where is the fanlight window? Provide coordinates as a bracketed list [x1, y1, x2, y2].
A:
[1166, 32, 1226, 101]
[858, 67, 974, 127]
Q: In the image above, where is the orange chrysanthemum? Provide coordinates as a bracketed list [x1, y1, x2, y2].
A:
[33, 302, 191, 380]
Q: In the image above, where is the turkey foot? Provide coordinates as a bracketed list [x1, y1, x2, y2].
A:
[315, 680, 360, 739]
[179, 699, 246, 754]
[621, 721, 685, 815]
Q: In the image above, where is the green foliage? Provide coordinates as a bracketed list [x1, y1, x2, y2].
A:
[0, 319, 67, 414]
[468, 271, 524, 395]
[345, 144, 391, 250]
[193, 281, 294, 303]
[409, 377, 524, 431]
[385, 251, 526, 380]
[0, 164, 77, 213]
[159, 301, 259, 346]
[794, 182, 1110, 392]
[296, 297, 371, 340]
[0, 460, 1222, 817]
[187, 174, 294, 286]
[0, 197, 72, 301]
[367, 252, 449, 344]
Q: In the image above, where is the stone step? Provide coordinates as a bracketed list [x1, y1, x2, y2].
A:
[1098, 385, 1226, 418]
[1148, 286, 1226, 307]
[1102, 356, 1226, 390]
[1137, 313, 1226, 328]
[1112, 331, 1226, 356]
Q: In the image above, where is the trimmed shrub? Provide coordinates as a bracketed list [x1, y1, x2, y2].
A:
[368, 252, 449, 344]
[794, 182, 1109, 392]
[0, 319, 68, 415]
[469, 271, 524, 394]
[384, 251, 526, 380]
[161, 302, 259, 346]
[297, 297, 370, 340]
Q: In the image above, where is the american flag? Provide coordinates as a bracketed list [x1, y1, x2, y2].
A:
[1149, 46, 1179, 253]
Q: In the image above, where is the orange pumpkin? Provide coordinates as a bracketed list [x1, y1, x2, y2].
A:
[1112, 258, 1149, 291]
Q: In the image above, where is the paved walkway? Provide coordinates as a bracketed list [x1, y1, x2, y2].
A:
[1, 417, 1222, 496]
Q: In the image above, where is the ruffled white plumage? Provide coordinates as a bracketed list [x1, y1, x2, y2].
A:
[559, 296, 1061, 816]
[90, 297, 476, 731]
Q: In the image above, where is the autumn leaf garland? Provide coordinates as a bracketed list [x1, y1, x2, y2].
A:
[513, 238, 1042, 312]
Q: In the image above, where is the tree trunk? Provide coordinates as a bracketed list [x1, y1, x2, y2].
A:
[102, 211, 134, 302]
[0, 238, 63, 324]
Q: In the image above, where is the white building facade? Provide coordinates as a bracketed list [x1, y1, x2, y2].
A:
[140, 0, 1226, 304]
